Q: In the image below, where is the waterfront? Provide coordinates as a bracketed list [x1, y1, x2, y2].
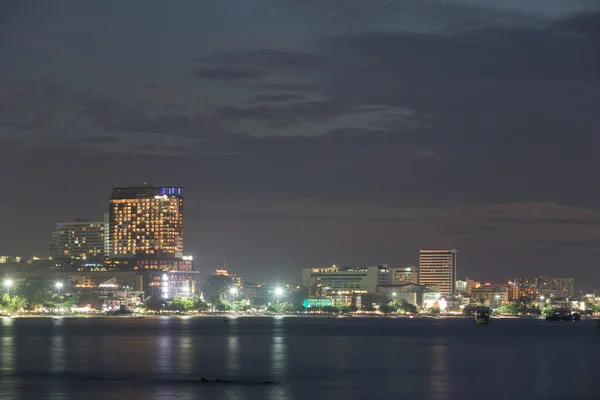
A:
[0, 317, 598, 400]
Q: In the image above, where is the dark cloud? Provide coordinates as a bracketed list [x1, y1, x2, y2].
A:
[216, 99, 352, 128]
[480, 217, 600, 226]
[254, 93, 306, 102]
[74, 93, 228, 138]
[259, 83, 318, 93]
[76, 135, 121, 144]
[0, 80, 65, 129]
[192, 68, 267, 81]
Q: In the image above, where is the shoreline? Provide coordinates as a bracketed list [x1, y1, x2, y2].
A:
[4, 313, 596, 320]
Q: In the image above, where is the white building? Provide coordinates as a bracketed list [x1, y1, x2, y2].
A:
[419, 249, 457, 297]
[455, 280, 467, 294]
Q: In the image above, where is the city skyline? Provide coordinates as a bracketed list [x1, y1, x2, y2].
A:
[1, 1, 600, 286]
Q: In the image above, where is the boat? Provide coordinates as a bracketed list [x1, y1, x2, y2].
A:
[546, 309, 577, 321]
[474, 310, 491, 324]
[572, 313, 581, 321]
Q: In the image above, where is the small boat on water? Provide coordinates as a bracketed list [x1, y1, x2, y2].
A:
[474, 310, 491, 324]
[545, 310, 580, 322]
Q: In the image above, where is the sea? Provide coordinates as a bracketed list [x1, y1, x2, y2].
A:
[0, 316, 598, 400]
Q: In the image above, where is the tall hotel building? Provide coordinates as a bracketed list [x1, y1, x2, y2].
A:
[109, 185, 184, 259]
[108, 185, 196, 298]
[419, 249, 457, 297]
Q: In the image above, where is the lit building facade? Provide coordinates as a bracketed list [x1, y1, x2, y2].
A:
[470, 284, 509, 305]
[50, 218, 107, 260]
[376, 265, 419, 285]
[302, 266, 379, 296]
[419, 249, 457, 297]
[510, 276, 575, 299]
[109, 185, 184, 258]
[455, 280, 467, 294]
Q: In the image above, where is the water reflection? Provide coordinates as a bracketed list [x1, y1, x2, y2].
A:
[51, 334, 65, 372]
[157, 335, 173, 374]
[428, 338, 449, 400]
[227, 336, 240, 373]
[1, 318, 14, 372]
[178, 336, 192, 375]
[269, 319, 289, 400]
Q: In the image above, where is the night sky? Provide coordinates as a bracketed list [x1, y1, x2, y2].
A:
[1, 1, 599, 287]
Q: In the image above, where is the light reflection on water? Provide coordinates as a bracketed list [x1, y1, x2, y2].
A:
[1, 318, 13, 372]
[0, 317, 598, 400]
[428, 338, 449, 400]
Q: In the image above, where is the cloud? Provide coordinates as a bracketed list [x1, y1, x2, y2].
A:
[192, 68, 267, 81]
[73, 93, 229, 138]
[192, 49, 324, 85]
[76, 135, 121, 144]
[254, 94, 306, 102]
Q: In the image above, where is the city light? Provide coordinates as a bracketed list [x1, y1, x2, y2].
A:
[274, 287, 283, 296]
[4, 279, 13, 295]
[438, 298, 447, 311]
[55, 281, 63, 289]
[230, 287, 238, 294]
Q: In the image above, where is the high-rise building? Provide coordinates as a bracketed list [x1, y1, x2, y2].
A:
[50, 218, 107, 260]
[109, 185, 184, 258]
[419, 249, 457, 297]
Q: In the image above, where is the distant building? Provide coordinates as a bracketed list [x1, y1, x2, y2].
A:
[0, 256, 23, 264]
[510, 276, 575, 300]
[377, 283, 427, 307]
[375, 265, 419, 285]
[455, 280, 467, 294]
[470, 283, 509, 305]
[109, 185, 184, 258]
[107, 184, 200, 299]
[419, 249, 457, 297]
[50, 218, 107, 260]
[465, 278, 480, 296]
[302, 266, 379, 296]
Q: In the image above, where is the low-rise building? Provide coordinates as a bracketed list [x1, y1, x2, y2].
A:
[470, 283, 509, 305]
[302, 266, 379, 296]
[377, 283, 427, 307]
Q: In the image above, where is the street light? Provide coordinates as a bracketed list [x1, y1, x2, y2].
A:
[495, 295, 500, 307]
[55, 282, 64, 315]
[274, 287, 283, 303]
[4, 280, 13, 294]
[4, 280, 13, 296]
[230, 287, 238, 302]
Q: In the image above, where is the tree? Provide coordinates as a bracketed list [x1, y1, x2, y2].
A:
[0, 294, 28, 313]
[194, 300, 209, 312]
[361, 304, 375, 312]
[169, 298, 195, 312]
[378, 304, 393, 314]
[496, 303, 519, 315]
[362, 293, 384, 308]
[146, 297, 168, 311]
[321, 305, 339, 314]
[216, 302, 231, 312]
[397, 300, 417, 314]
[517, 296, 533, 306]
